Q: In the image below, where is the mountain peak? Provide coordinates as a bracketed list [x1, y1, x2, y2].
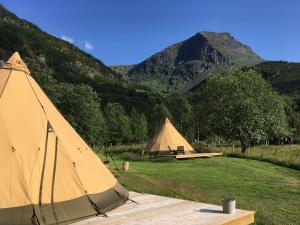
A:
[125, 31, 262, 94]
[200, 31, 231, 36]
[200, 31, 262, 64]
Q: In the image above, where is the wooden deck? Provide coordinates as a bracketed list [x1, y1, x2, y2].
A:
[72, 192, 254, 225]
[175, 152, 223, 159]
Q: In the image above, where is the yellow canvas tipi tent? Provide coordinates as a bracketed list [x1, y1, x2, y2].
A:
[0, 52, 128, 225]
[146, 118, 194, 155]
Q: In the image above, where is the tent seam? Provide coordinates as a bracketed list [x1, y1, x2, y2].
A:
[38, 122, 50, 224]
[50, 136, 59, 224]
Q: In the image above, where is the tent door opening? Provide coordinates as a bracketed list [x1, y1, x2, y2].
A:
[38, 123, 59, 225]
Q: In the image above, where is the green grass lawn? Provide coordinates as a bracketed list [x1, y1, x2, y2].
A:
[99, 144, 300, 170]
[220, 144, 300, 160]
[219, 144, 300, 170]
[104, 156, 300, 225]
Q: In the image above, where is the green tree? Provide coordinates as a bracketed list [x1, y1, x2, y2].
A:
[104, 103, 132, 144]
[166, 94, 194, 141]
[189, 94, 213, 141]
[46, 83, 107, 146]
[149, 103, 172, 135]
[130, 108, 148, 144]
[284, 96, 300, 137]
[197, 70, 289, 153]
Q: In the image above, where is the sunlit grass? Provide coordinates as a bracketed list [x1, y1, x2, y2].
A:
[104, 156, 300, 225]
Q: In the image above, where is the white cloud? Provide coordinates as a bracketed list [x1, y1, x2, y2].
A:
[61, 35, 74, 44]
[84, 40, 94, 51]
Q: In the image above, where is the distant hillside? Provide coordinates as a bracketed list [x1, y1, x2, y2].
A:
[190, 60, 300, 111]
[0, 4, 165, 136]
[110, 64, 135, 76]
[0, 4, 117, 83]
[253, 61, 300, 111]
[119, 31, 262, 94]
[253, 61, 300, 95]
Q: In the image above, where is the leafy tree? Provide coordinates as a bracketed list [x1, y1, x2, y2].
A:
[104, 103, 132, 144]
[149, 103, 172, 135]
[284, 96, 300, 137]
[189, 94, 213, 141]
[197, 70, 289, 153]
[46, 83, 107, 146]
[166, 94, 194, 141]
[130, 108, 148, 144]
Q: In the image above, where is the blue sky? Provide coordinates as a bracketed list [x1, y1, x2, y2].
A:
[1, 0, 299, 65]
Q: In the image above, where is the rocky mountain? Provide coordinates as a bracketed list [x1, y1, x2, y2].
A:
[119, 31, 262, 94]
[0, 4, 117, 83]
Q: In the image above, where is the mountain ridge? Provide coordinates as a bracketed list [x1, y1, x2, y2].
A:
[112, 31, 262, 94]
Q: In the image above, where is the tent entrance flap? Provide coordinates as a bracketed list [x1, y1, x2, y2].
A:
[37, 127, 98, 224]
[38, 123, 59, 225]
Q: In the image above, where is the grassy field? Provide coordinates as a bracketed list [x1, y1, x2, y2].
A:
[206, 144, 300, 170]
[211, 144, 300, 160]
[101, 154, 300, 225]
[99, 143, 300, 170]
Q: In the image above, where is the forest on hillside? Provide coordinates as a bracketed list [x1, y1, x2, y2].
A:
[42, 69, 300, 150]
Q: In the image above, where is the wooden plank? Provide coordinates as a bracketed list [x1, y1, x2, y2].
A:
[176, 153, 223, 159]
[72, 192, 254, 225]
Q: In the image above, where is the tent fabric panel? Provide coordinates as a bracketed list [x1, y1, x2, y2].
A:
[0, 183, 127, 225]
[0, 204, 34, 225]
[49, 140, 88, 203]
[0, 70, 47, 207]
[42, 195, 95, 225]
[75, 164, 117, 195]
[0, 68, 10, 97]
[0, 116, 14, 207]
[89, 182, 128, 213]
[26, 76, 93, 150]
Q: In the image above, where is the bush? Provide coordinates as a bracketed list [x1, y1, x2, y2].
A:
[194, 147, 215, 153]
[193, 141, 208, 148]
[294, 137, 300, 144]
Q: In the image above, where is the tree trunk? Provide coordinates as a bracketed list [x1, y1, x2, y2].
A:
[241, 145, 247, 154]
[240, 141, 247, 154]
[197, 119, 200, 142]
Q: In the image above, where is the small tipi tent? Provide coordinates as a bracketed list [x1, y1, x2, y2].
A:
[0, 52, 128, 225]
[146, 118, 194, 155]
